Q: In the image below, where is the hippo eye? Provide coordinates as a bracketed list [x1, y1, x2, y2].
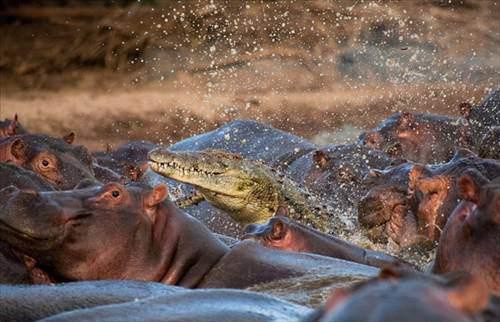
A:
[111, 190, 120, 198]
[41, 159, 50, 167]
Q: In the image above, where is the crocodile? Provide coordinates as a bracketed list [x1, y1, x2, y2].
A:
[148, 149, 330, 232]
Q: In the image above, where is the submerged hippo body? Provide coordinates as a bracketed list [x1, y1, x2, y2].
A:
[0, 134, 95, 189]
[359, 112, 473, 164]
[41, 288, 311, 322]
[0, 182, 377, 290]
[0, 281, 183, 322]
[433, 171, 500, 295]
[309, 267, 491, 322]
[244, 216, 411, 269]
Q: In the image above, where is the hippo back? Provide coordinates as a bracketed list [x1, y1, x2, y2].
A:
[169, 120, 316, 164]
[0, 281, 183, 322]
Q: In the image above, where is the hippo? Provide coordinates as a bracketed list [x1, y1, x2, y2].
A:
[244, 216, 412, 269]
[432, 170, 500, 295]
[38, 287, 311, 322]
[93, 140, 158, 176]
[357, 161, 421, 247]
[0, 134, 95, 190]
[307, 266, 492, 322]
[0, 182, 377, 290]
[0, 114, 26, 138]
[358, 150, 500, 248]
[359, 111, 473, 164]
[408, 151, 500, 243]
[0, 281, 184, 322]
[284, 143, 397, 209]
[0, 164, 56, 284]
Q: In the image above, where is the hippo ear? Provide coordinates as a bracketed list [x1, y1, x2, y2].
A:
[146, 184, 169, 207]
[378, 263, 414, 280]
[313, 150, 329, 168]
[361, 131, 384, 148]
[0, 138, 28, 163]
[271, 218, 286, 240]
[62, 132, 76, 145]
[457, 170, 489, 203]
[6, 115, 19, 136]
[459, 102, 473, 119]
[398, 112, 415, 129]
[443, 273, 489, 314]
[144, 184, 168, 222]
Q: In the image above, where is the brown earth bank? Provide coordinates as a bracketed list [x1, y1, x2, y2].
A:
[0, 0, 499, 149]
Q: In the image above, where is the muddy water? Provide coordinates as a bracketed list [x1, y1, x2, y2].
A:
[248, 266, 373, 308]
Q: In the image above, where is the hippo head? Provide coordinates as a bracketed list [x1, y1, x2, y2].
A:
[358, 162, 428, 248]
[358, 112, 415, 151]
[433, 170, 500, 295]
[303, 144, 396, 202]
[315, 267, 490, 322]
[0, 114, 26, 138]
[243, 216, 298, 251]
[359, 112, 472, 164]
[409, 150, 499, 243]
[0, 182, 169, 282]
[0, 134, 95, 189]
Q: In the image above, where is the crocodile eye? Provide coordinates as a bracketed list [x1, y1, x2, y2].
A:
[111, 190, 120, 198]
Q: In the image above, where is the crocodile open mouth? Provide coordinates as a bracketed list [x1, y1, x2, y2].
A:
[149, 160, 224, 177]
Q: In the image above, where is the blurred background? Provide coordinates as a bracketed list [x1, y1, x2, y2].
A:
[0, 0, 499, 150]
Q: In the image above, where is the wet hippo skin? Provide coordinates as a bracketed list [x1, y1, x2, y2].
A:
[39, 288, 312, 322]
[199, 240, 378, 289]
[0, 281, 183, 322]
[307, 266, 492, 322]
[432, 171, 500, 295]
[244, 216, 412, 269]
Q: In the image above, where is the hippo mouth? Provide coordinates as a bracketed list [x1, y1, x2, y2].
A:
[0, 211, 92, 249]
[0, 221, 60, 243]
[360, 201, 409, 245]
